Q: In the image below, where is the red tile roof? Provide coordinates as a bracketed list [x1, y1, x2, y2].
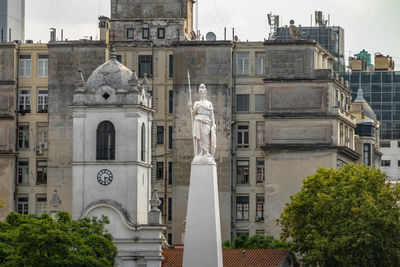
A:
[162, 248, 295, 267]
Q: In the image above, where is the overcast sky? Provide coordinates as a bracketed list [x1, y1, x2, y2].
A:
[25, 0, 400, 65]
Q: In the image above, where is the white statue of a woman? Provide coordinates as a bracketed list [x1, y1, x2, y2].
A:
[188, 84, 216, 163]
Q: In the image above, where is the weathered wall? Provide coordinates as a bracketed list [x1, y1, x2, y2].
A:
[172, 42, 232, 243]
[47, 41, 107, 214]
[111, 0, 189, 20]
[264, 150, 337, 237]
[0, 43, 16, 219]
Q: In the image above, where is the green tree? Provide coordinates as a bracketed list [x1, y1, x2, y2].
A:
[279, 164, 400, 267]
[223, 234, 291, 249]
[0, 211, 117, 267]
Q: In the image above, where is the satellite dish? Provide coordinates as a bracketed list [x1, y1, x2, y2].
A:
[206, 32, 216, 41]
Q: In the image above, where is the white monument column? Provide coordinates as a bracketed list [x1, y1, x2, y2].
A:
[183, 83, 223, 267]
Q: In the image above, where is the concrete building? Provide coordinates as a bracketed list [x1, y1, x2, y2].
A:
[0, 0, 25, 42]
[0, 0, 382, 247]
[0, 42, 48, 219]
[341, 52, 399, 180]
[274, 12, 345, 72]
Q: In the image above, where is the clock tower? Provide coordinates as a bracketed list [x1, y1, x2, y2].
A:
[71, 49, 165, 266]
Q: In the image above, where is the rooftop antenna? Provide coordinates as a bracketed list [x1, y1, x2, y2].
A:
[195, 0, 199, 40]
[267, 12, 279, 40]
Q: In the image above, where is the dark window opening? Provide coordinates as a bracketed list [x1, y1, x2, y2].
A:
[168, 126, 173, 149]
[168, 198, 172, 221]
[141, 123, 146, 161]
[169, 55, 173, 78]
[139, 55, 152, 78]
[382, 160, 391, 167]
[96, 121, 115, 160]
[156, 162, 164, 180]
[157, 126, 164, 145]
[169, 90, 173, 113]
[168, 162, 172, 185]
[157, 28, 165, 39]
[127, 28, 134, 39]
[142, 28, 149, 39]
[36, 161, 47, 184]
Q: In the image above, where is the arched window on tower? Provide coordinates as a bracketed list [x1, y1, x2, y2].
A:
[96, 121, 115, 160]
[141, 123, 146, 161]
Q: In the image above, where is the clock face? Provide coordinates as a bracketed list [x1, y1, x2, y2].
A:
[97, 169, 113, 186]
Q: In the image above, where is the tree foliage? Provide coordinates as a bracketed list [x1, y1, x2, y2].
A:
[0, 211, 117, 267]
[279, 164, 400, 267]
[223, 234, 291, 249]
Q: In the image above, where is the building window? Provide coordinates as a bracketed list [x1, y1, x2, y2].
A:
[168, 197, 172, 221]
[19, 55, 31, 77]
[157, 28, 165, 39]
[381, 160, 391, 167]
[255, 52, 265, 75]
[380, 141, 390, 147]
[157, 126, 164, 145]
[36, 196, 47, 216]
[168, 126, 173, 149]
[256, 159, 265, 183]
[236, 94, 249, 112]
[236, 196, 249, 220]
[169, 55, 173, 78]
[169, 90, 173, 113]
[138, 55, 152, 78]
[168, 162, 172, 185]
[363, 144, 371, 166]
[17, 196, 29, 214]
[141, 123, 146, 161]
[126, 28, 134, 39]
[18, 125, 29, 149]
[167, 233, 172, 245]
[96, 121, 115, 160]
[237, 160, 249, 184]
[17, 160, 29, 184]
[256, 195, 264, 221]
[254, 94, 265, 112]
[236, 52, 249, 76]
[156, 162, 164, 180]
[398, 160, 400, 167]
[36, 161, 47, 184]
[37, 126, 48, 149]
[116, 55, 122, 63]
[345, 126, 350, 147]
[349, 129, 354, 149]
[142, 28, 149, 39]
[18, 89, 31, 112]
[339, 123, 344, 146]
[237, 125, 249, 148]
[37, 89, 48, 113]
[256, 122, 265, 148]
[37, 55, 48, 77]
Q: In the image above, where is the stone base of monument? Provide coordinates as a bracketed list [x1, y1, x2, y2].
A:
[182, 162, 223, 267]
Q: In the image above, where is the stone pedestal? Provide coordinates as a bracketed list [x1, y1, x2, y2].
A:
[183, 162, 223, 267]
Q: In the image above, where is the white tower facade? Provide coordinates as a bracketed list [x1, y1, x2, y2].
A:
[71, 52, 165, 266]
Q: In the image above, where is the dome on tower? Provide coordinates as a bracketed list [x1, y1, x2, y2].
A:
[354, 88, 376, 120]
[85, 55, 132, 91]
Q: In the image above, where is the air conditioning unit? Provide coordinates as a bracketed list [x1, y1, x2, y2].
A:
[35, 148, 43, 155]
[40, 143, 48, 149]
